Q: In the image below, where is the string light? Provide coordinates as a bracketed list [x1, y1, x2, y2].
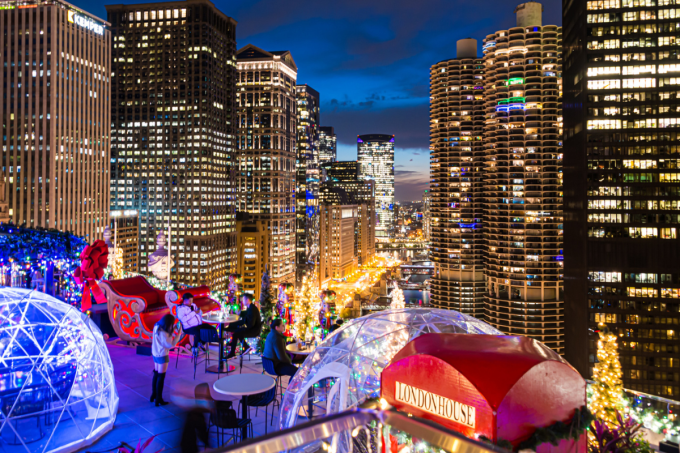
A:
[391, 283, 405, 309]
[293, 269, 321, 342]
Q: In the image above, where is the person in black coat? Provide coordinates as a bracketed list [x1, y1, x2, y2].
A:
[263, 319, 298, 377]
[226, 294, 261, 359]
[328, 318, 344, 334]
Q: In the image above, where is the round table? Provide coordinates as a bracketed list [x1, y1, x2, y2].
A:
[213, 374, 275, 440]
[286, 343, 315, 355]
[202, 312, 239, 374]
[285, 344, 316, 418]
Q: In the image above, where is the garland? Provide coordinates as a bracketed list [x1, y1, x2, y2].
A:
[480, 406, 594, 452]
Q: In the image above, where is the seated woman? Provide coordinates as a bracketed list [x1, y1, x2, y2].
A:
[263, 319, 298, 377]
[176, 293, 219, 349]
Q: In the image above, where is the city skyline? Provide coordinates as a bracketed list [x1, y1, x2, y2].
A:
[65, 0, 561, 202]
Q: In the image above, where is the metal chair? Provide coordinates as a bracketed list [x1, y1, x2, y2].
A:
[261, 357, 285, 402]
[240, 386, 278, 434]
[193, 383, 252, 446]
[210, 400, 252, 445]
[238, 337, 260, 373]
[193, 328, 221, 379]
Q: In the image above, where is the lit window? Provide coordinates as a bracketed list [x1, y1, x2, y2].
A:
[587, 79, 621, 89]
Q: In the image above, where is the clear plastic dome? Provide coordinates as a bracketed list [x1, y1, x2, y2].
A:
[0, 288, 118, 453]
[280, 308, 501, 429]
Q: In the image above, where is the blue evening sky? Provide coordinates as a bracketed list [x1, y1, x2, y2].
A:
[80, 0, 561, 201]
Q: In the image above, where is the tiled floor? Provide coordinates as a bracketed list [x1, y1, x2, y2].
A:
[83, 341, 291, 453]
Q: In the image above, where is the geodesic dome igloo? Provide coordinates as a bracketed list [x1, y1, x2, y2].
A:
[280, 307, 502, 429]
[0, 288, 118, 453]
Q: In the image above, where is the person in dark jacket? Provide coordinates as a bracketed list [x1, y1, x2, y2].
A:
[263, 319, 298, 377]
[226, 294, 261, 359]
[328, 318, 344, 334]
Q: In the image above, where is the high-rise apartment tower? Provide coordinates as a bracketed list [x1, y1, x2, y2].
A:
[319, 126, 337, 164]
[236, 45, 297, 286]
[296, 84, 320, 283]
[358, 134, 394, 238]
[107, 0, 237, 290]
[483, 2, 564, 353]
[428, 3, 564, 352]
[429, 38, 486, 318]
[564, 0, 680, 398]
[1, 0, 111, 239]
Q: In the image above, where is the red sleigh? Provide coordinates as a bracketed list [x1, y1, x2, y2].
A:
[99, 276, 220, 344]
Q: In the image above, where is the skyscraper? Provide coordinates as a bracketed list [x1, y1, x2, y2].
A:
[321, 161, 358, 182]
[319, 165, 375, 285]
[236, 45, 297, 286]
[107, 0, 237, 290]
[429, 39, 486, 318]
[0, 173, 9, 224]
[483, 2, 564, 353]
[1, 0, 110, 239]
[358, 134, 394, 238]
[319, 126, 337, 164]
[296, 84, 320, 283]
[564, 0, 680, 398]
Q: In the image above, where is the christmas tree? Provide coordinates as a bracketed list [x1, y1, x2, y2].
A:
[589, 324, 624, 426]
[257, 267, 274, 353]
[112, 246, 125, 280]
[391, 283, 405, 309]
[294, 273, 319, 342]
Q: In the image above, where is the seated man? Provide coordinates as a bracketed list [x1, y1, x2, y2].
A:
[176, 293, 219, 349]
[263, 319, 298, 377]
[328, 318, 344, 334]
[226, 294, 261, 359]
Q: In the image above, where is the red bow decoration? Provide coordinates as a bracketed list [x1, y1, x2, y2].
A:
[74, 240, 109, 312]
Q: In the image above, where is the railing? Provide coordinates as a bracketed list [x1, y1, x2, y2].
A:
[214, 404, 510, 453]
[587, 381, 680, 443]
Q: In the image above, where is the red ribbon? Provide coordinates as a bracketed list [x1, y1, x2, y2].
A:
[74, 240, 109, 312]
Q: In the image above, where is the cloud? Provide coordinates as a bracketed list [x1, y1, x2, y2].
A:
[71, 0, 560, 202]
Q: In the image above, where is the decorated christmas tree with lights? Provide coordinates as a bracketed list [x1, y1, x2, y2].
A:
[111, 246, 124, 280]
[294, 271, 319, 342]
[257, 266, 274, 352]
[390, 283, 405, 309]
[589, 324, 624, 426]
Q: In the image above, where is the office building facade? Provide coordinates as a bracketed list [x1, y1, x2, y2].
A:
[358, 134, 394, 238]
[296, 84, 320, 283]
[322, 160, 358, 182]
[1, 0, 110, 239]
[483, 2, 564, 353]
[235, 212, 269, 300]
[564, 0, 680, 397]
[110, 212, 140, 274]
[107, 0, 237, 290]
[429, 39, 486, 318]
[319, 126, 337, 164]
[0, 173, 9, 224]
[319, 182, 376, 286]
[319, 163, 375, 276]
[236, 45, 297, 286]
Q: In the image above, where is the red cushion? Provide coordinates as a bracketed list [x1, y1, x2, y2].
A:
[194, 296, 220, 313]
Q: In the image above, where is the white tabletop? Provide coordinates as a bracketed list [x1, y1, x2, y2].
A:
[202, 312, 239, 325]
[286, 343, 315, 355]
[213, 374, 275, 396]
